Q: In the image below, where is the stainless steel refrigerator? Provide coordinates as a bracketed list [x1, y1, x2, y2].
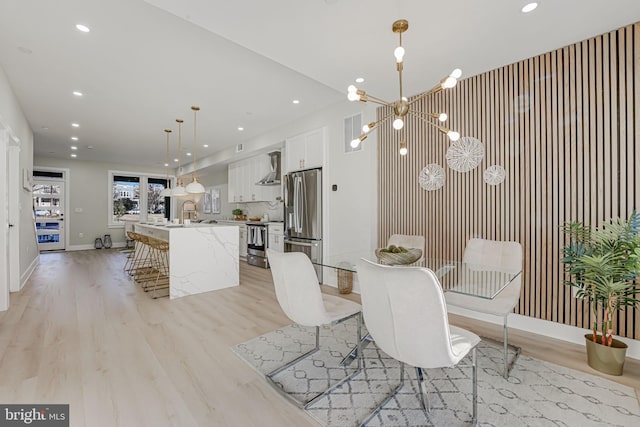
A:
[284, 168, 322, 283]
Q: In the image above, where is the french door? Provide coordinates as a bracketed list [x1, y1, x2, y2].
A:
[33, 179, 65, 251]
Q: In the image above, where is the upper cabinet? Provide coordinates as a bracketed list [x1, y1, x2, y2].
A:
[228, 153, 280, 203]
[285, 127, 326, 173]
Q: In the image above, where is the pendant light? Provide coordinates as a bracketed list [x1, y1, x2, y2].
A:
[171, 118, 187, 197]
[186, 105, 205, 194]
[159, 128, 173, 197]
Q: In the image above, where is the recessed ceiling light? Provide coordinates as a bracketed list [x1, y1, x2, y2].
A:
[237, 127, 244, 131]
[41, 126, 49, 130]
[521, 2, 538, 13]
[70, 153, 77, 158]
[73, 91, 83, 97]
[186, 152, 192, 156]
[70, 146, 78, 150]
[174, 158, 179, 162]
[355, 77, 365, 83]
[292, 100, 300, 104]
[164, 163, 169, 167]
[86, 145, 94, 149]
[71, 136, 79, 141]
[75, 24, 90, 33]
[71, 123, 79, 127]
[203, 144, 209, 148]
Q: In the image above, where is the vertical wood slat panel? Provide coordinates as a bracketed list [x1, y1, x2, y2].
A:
[376, 23, 639, 339]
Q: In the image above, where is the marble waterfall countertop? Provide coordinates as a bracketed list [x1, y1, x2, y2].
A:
[134, 223, 239, 299]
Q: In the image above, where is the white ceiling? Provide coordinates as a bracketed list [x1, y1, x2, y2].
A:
[1, 0, 640, 169]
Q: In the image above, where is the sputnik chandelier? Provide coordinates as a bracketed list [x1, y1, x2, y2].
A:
[348, 19, 462, 156]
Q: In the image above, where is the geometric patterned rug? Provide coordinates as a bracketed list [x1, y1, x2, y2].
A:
[232, 317, 640, 426]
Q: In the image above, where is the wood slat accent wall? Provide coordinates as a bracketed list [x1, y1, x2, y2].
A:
[377, 23, 640, 339]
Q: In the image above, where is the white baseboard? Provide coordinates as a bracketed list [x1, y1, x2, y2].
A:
[447, 305, 640, 360]
[66, 242, 126, 251]
[18, 254, 40, 291]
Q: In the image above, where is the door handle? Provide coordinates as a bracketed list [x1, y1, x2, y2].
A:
[284, 239, 316, 247]
[8, 224, 14, 227]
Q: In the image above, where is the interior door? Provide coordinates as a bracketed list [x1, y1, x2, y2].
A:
[33, 179, 65, 251]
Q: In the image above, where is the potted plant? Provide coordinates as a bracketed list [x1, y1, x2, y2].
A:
[562, 210, 640, 375]
[232, 208, 244, 221]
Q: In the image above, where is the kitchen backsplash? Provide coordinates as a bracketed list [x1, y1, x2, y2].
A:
[195, 183, 284, 222]
[236, 201, 284, 221]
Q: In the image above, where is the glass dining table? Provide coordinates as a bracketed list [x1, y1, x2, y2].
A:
[314, 253, 522, 299]
[314, 253, 522, 366]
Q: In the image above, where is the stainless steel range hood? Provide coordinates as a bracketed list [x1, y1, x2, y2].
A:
[256, 151, 281, 185]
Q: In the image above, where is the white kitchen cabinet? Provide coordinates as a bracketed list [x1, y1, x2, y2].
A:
[228, 154, 280, 203]
[285, 127, 325, 172]
[227, 161, 242, 203]
[239, 224, 247, 257]
[267, 223, 284, 253]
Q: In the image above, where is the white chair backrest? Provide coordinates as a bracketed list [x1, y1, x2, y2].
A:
[356, 259, 459, 368]
[267, 249, 330, 326]
[463, 238, 522, 273]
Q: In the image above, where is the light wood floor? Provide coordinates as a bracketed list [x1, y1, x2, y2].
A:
[0, 250, 638, 427]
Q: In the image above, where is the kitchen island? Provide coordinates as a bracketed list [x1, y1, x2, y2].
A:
[134, 223, 239, 299]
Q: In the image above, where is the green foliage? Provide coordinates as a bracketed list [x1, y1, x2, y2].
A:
[113, 200, 126, 217]
[232, 208, 243, 216]
[562, 210, 640, 346]
[379, 245, 409, 254]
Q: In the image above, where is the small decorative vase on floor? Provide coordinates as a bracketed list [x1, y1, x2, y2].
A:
[584, 334, 627, 376]
[337, 264, 353, 294]
[94, 238, 103, 249]
[103, 234, 112, 249]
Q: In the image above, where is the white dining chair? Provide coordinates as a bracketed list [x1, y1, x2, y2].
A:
[387, 234, 426, 261]
[265, 249, 363, 408]
[356, 259, 480, 426]
[445, 238, 523, 378]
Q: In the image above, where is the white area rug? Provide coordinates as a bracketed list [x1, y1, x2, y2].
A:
[232, 318, 640, 426]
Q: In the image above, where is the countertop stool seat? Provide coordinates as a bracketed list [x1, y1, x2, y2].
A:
[131, 234, 160, 291]
[123, 231, 140, 272]
[147, 236, 170, 299]
[125, 232, 151, 279]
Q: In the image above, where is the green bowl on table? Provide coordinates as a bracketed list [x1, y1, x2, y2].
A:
[375, 247, 422, 265]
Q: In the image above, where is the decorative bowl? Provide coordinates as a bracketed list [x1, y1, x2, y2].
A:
[375, 248, 422, 265]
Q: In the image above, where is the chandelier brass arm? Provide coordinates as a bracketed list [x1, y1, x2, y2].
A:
[351, 89, 392, 107]
[347, 19, 462, 155]
[407, 110, 460, 141]
[350, 112, 394, 148]
[407, 70, 461, 107]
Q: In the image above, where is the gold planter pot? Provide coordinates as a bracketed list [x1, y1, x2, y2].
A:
[584, 334, 628, 376]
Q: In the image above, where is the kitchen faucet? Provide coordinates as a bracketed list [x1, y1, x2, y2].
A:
[181, 200, 197, 223]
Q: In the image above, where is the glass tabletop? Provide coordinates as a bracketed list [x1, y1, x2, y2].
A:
[313, 253, 521, 300]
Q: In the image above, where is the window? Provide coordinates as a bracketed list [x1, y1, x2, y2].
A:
[109, 171, 170, 226]
[147, 177, 167, 215]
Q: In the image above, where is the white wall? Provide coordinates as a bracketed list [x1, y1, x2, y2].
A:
[33, 157, 165, 249]
[193, 167, 235, 221]
[0, 66, 38, 287]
